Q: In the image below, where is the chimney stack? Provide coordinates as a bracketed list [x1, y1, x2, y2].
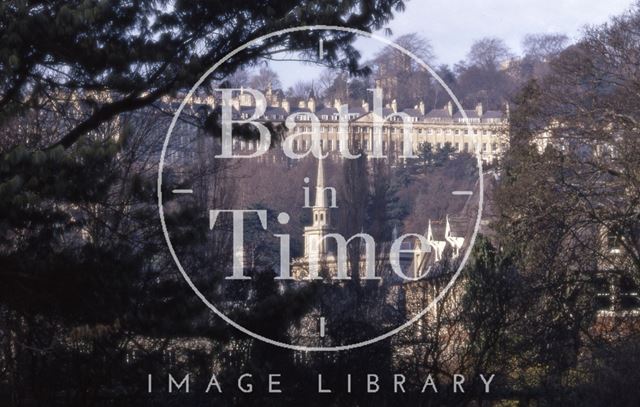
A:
[418, 100, 425, 115]
[281, 98, 290, 113]
[362, 99, 370, 112]
[475, 102, 483, 117]
[391, 99, 398, 113]
[333, 98, 341, 109]
[308, 96, 316, 113]
[446, 101, 453, 116]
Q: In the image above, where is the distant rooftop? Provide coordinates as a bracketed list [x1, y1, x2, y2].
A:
[173, 86, 508, 124]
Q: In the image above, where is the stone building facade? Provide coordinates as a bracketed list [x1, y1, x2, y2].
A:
[198, 86, 509, 164]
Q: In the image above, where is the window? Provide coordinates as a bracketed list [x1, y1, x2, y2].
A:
[620, 276, 640, 310]
[594, 272, 640, 312]
[594, 275, 611, 310]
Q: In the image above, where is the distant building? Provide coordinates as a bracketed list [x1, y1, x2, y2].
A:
[198, 86, 509, 164]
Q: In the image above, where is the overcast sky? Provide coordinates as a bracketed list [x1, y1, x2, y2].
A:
[271, 0, 635, 88]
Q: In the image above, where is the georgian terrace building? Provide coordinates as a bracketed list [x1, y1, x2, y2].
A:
[186, 85, 509, 163]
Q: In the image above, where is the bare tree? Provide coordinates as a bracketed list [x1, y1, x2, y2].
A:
[249, 65, 282, 90]
[496, 4, 640, 403]
[285, 80, 314, 99]
[467, 37, 514, 70]
[522, 33, 569, 60]
[371, 33, 435, 108]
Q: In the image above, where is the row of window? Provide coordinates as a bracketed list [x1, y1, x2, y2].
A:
[173, 139, 505, 156]
[293, 126, 501, 136]
[231, 139, 505, 155]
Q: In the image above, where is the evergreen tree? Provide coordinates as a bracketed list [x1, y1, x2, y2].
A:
[0, 1, 406, 405]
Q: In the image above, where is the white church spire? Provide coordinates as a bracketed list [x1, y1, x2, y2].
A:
[303, 157, 334, 261]
[315, 157, 327, 208]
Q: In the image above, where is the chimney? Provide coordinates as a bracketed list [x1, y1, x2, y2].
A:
[308, 96, 316, 113]
[298, 99, 307, 109]
[445, 101, 453, 116]
[362, 99, 370, 112]
[418, 100, 425, 115]
[333, 98, 341, 109]
[505, 102, 510, 118]
[475, 102, 483, 117]
[281, 98, 290, 113]
[391, 99, 398, 113]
